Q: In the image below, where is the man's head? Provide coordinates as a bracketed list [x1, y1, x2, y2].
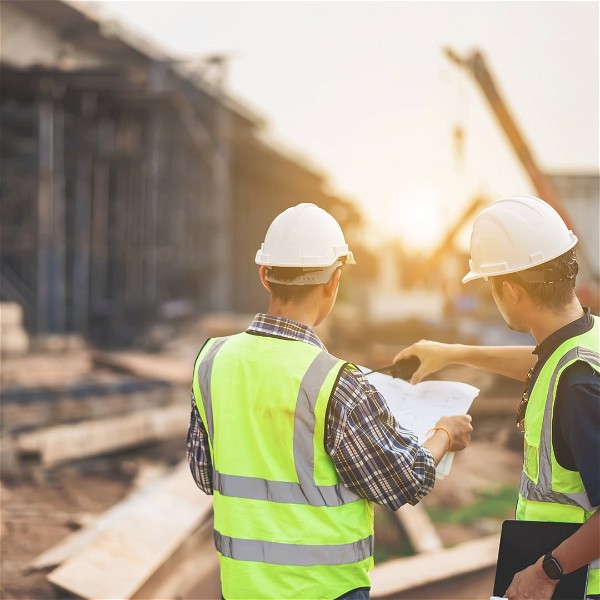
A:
[463, 195, 580, 327]
[255, 203, 355, 320]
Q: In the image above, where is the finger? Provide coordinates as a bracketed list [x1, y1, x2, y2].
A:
[410, 367, 426, 385]
[393, 347, 413, 363]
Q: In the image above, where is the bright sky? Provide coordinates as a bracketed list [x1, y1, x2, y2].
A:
[100, 1, 599, 250]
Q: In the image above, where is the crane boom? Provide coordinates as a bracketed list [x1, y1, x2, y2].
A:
[444, 48, 586, 246]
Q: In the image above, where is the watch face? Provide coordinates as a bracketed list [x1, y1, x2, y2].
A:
[543, 555, 563, 580]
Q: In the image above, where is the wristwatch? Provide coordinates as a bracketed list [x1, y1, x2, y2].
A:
[542, 552, 564, 580]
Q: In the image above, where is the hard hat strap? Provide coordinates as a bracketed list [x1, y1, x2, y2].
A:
[516, 262, 578, 285]
[265, 259, 346, 286]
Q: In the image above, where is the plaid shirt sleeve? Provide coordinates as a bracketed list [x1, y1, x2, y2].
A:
[326, 366, 436, 511]
[186, 391, 214, 495]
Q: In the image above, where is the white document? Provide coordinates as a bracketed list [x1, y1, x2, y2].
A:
[360, 368, 479, 479]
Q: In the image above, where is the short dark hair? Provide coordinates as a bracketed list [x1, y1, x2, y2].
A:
[267, 267, 320, 303]
[491, 249, 578, 310]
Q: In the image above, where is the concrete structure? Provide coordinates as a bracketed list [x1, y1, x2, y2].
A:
[0, 0, 362, 346]
[551, 172, 600, 279]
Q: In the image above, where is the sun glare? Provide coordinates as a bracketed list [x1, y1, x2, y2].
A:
[380, 187, 446, 251]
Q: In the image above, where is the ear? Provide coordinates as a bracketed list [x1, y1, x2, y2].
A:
[324, 268, 342, 298]
[259, 266, 272, 292]
[502, 279, 522, 305]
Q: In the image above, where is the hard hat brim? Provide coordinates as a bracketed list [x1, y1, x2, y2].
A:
[462, 270, 482, 284]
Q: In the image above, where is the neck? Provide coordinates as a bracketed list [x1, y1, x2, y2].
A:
[265, 298, 321, 329]
[529, 298, 584, 345]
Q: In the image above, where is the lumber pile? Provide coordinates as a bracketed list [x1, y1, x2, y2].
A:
[15, 403, 189, 466]
[92, 350, 191, 384]
[1, 377, 172, 435]
[32, 461, 217, 599]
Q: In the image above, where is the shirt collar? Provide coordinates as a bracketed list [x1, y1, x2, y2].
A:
[246, 313, 327, 351]
[533, 307, 594, 362]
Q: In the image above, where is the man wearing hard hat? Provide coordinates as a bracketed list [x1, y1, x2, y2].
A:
[187, 203, 473, 600]
[394, 195, 599, 600]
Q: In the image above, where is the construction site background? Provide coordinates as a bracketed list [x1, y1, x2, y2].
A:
[1, 1, 598, 599]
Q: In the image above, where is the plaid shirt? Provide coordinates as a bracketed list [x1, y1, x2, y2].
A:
[187, 313, 436, 510]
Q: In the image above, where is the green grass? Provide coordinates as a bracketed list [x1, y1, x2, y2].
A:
[374, 537, 415, 564]
[427, 485, 517, 526]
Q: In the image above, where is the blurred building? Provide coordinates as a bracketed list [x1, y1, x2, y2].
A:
[551, 172, 600, 278]
[0, 0, 363, 346]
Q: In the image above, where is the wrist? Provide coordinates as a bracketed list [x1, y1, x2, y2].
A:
[539, 553, 562, 583]
[426, 426, 452, 453]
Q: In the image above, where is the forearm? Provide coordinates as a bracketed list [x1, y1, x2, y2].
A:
[422, 431, 450, 465]
[327, 369, 436, 510]
[553, 511, 600, 574]
[448, 344, 536, 381]
[395, 340, 537, 383]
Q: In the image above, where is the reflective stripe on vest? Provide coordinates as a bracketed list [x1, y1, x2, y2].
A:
[214, 531, 373, 566]
[195, 336, 228, 445]
[213, 469, 359, 506]
[196, 340, 361, 508]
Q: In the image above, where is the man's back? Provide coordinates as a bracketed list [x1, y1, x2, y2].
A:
[192, 330, 374, 599]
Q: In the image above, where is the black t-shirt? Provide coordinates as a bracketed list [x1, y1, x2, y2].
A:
[529, 308, 600, 507]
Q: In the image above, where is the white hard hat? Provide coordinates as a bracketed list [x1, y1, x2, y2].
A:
[256, 203, 355, 285]
[462, 195, 578, 284]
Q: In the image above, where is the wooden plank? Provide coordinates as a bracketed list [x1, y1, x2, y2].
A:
[16, 404, 189, 466]
[132, 518, 220, 600]
[0, 325, 29, 356]
[393, 503, 443, 554]
[30, 465, 168, 571]
[47, 461, 213, 599]
[370, 533, 500, 598]
[0, 302, 24, 326]
[92, 350, 191, 384]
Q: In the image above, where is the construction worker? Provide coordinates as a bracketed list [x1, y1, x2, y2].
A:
[187, 203, 473, 600]
[393, 195, 599, 600]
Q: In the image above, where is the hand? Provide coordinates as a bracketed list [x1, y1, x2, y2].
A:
[504, 558, 558, 600]
[435, 415, 473, 452]
[394, 340, 454, 384]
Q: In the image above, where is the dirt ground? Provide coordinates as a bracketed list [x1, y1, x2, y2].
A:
[1, 471, 130, 598]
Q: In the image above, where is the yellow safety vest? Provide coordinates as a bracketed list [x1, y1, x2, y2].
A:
[193, 333, 374, 599]
[516, 317, 599, 594]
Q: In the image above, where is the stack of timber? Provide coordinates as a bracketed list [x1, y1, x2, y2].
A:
[2, 350, 193, 473]
[31, 461, 219, 599]
[0, 302, 29, 356]
[15, 403, 189, 467]
[1, 375, 172, 434]
[92, 350, 192, 384]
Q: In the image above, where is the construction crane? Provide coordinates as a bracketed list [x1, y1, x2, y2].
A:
[444, 48, 594, 277]
[417, 195, 488, 283]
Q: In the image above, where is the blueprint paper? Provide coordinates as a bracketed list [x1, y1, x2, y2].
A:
[360, 367, 479, 479]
